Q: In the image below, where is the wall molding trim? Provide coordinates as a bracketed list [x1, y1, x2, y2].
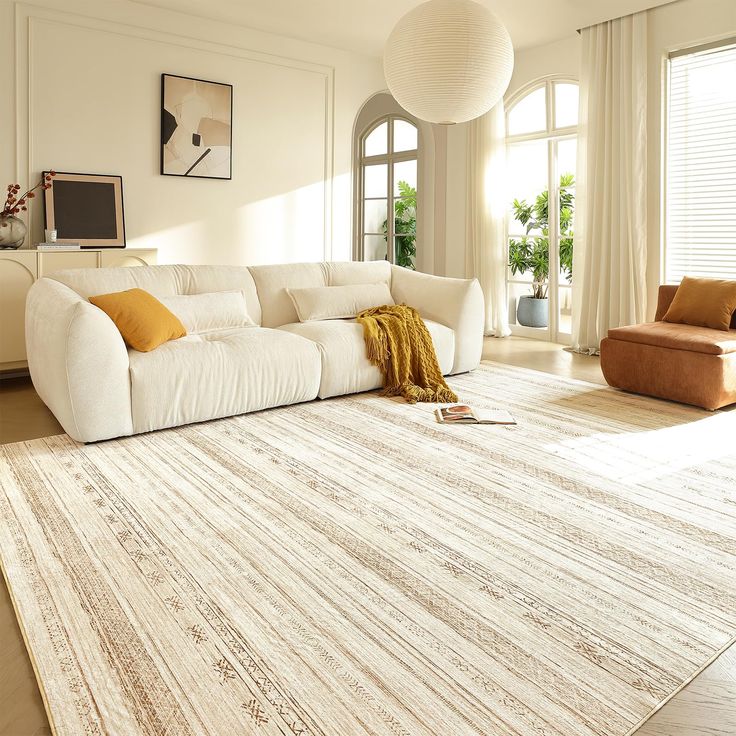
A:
[13, 1, 336, 260]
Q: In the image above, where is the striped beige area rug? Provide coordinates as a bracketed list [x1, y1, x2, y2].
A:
[1, 362, 735, 736]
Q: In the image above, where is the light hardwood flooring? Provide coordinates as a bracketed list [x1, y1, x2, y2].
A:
[0, 377, 62, 446]
[0, 337, 733, 736]
[482, 335, 607, 385]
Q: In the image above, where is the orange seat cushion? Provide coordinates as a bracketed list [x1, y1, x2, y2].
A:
[662, 276, 736, 331]
[607, 321, 736, 355]
[89, 288, 186, 352]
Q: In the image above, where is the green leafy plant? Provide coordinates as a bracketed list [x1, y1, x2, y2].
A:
[508, 173, 574, 299]
[382, 180, 416, 270]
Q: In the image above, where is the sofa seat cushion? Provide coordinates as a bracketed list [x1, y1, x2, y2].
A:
[277, 318, 455, 399]
[128, 328, 320, 433]
[608, 321, 736, 355]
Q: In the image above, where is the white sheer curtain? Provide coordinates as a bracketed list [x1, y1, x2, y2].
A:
[572, 12, 648, 354]
[466, 101, 511, 337]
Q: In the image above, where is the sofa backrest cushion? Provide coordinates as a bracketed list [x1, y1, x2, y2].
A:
[655, 285, 679, 321]
[181, 266, 262, 326]
[52, 264, 188, 299]
[249, 260, 393, 328]
[49, 265, 263, 326]
[248, 263, 328, 328]
[326, 260, 391, 287]
[48, 261, 394, 331]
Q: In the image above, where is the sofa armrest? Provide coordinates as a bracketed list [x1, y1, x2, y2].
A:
[25, 278, 133, 443]
[390, 265, 484, 374]
[654, 285, 679, 321]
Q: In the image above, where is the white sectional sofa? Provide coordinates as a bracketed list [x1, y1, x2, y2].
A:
[25, 260, 484, 443]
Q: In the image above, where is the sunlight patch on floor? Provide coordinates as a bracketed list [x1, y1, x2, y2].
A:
[546, 411, 736, 484]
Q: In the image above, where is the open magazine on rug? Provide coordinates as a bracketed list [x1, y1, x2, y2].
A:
[434, 404, 516, 425]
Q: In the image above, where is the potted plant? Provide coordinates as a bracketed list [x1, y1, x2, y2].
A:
[381, 180, 417, 269]
[508, 173, 574, 328]
[1, 172, 56, 250]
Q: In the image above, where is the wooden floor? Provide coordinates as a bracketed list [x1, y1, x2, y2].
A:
[0, 337, 733, 736]
[0, 377, 62, 446]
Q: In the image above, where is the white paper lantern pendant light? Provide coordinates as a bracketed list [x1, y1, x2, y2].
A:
[384, 0, 514, 125]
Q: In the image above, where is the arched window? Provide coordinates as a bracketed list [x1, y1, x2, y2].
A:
[505, 78, 578, 341]
[356, 115, 419, 269]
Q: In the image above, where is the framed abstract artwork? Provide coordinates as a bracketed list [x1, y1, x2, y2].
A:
[43, 172, 126, 248]
[161, 73, 233, 179]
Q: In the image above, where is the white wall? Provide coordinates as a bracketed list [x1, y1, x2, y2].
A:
[506, 35, 581, 97]
[439, 0, 735, 317]
[2, 0, 385, 265]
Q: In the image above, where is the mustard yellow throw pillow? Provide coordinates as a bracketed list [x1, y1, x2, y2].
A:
[663, 276, 736, 332]
[89, 288, 186, 351]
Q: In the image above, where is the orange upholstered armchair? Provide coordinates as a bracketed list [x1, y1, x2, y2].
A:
[599, 285, 736, 410]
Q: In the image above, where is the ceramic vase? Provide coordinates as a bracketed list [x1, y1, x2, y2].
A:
[0, 215, 27, 249]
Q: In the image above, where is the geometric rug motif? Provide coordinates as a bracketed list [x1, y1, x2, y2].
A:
[1, 362, 735, 735]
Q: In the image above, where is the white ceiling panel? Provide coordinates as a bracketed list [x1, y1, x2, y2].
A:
[131, 0, 680, 57]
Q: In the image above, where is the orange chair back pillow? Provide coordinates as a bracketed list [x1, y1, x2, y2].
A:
[663, 276, 736, 332]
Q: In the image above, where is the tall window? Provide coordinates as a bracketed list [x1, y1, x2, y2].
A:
[357, 116, 418, 269]
[505, 79, 578, 341]
[665, 41, 736, 283]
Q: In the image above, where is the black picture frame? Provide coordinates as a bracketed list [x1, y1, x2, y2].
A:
[160, 73, 233, 180]
[43, 171, 126, 249]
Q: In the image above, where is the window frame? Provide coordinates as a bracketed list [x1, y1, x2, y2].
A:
[504, 76, 579, 343]
[355, 114, 419, 265]
[662, 38, 736, 285]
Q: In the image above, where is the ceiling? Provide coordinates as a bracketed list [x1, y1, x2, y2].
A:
[132, 0, 678, 57]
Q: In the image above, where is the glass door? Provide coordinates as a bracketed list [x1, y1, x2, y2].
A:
[505, 79, 578, 343]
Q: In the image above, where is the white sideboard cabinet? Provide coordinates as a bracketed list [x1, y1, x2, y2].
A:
[0, 248, 157, 372]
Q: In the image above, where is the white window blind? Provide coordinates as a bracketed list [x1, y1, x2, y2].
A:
[665, 41, 736, 282]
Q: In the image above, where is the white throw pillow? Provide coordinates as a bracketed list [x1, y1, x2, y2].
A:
[159, 291, 255, 334]
[287, 283, 394, 322]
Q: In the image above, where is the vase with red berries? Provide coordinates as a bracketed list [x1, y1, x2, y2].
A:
[0, 171, 56, 249]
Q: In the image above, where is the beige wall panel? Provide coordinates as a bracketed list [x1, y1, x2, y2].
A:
[4, 1, 385, 268]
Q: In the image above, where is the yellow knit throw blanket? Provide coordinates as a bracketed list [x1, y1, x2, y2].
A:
[357, 304, 459, 404]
